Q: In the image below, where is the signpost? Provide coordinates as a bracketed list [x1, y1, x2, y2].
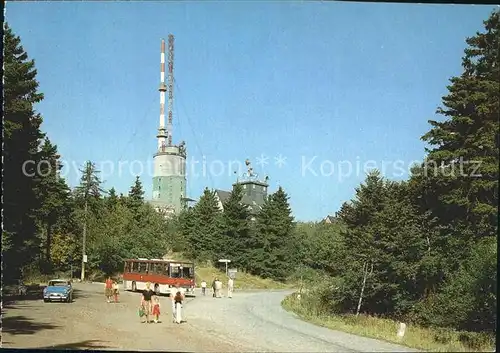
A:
[228, 268, 237, 279]
[218, 259, 231, 276]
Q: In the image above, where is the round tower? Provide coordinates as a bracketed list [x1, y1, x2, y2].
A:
[150, 35, 188, 216]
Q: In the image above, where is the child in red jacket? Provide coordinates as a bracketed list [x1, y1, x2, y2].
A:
[152, 295, 161, 323]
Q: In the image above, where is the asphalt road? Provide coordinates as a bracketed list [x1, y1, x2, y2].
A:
[184, 290, 419, 352]
[2, 282, 418, 352]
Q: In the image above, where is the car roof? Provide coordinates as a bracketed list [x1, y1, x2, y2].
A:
[49, 279, 69, 282]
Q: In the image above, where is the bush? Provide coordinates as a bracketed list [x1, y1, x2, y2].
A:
[458, 332, 495, 351]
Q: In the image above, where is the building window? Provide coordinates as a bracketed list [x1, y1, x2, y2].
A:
[263, 187, 267, 192]
[252, 184, 255, 189]
[243, 185, 247, 189]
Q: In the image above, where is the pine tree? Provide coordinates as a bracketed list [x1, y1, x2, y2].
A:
[74, 161, 104, 208]
[106, 187, 118, 210]
[186, 188, 223, 262]
[420, 10, 499, 239]
[220, 183, 252, 268]
[74, 161, 104, 280]
[34, 137, 72, 270]
[127, 176, 145, 218]
[3, 23, 46, 279]
[249, 187, 294, 281]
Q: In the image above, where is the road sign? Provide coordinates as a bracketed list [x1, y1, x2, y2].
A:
[83, 255, 88, 263]
[228, 268, 237, 279]
[218, 259, 231, 276]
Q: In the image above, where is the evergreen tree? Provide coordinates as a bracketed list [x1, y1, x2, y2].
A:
[74, 161, 104, 279]
[3, 23, 46, 279]
[220, 183, 252, 268]
[420, 10, 499, 240]
[34, 137, 72, 270]
[74, 161, 104, 209]
[185, 188, 223, 262]
[127, 176, 145, 218]
[106, 187, 118, 210]
[249, 187, 294, 281]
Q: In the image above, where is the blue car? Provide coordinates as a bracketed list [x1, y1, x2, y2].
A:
[43, 279, 73, 303]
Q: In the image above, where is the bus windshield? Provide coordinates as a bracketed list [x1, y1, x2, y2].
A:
[169, 263, 194, 279]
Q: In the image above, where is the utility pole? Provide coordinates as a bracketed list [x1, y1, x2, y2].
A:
[80, 199, 88, 281]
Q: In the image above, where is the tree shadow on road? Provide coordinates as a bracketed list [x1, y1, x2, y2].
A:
[2, 315, 59, 335]
[72, 288, 89, 300]
[3, 284, 46, 307]
[37, 340, 194, 352]
[37, 340, 113, 349]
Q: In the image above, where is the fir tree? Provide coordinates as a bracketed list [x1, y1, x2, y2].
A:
[220, 183, 252, 268]
[249, 187, 294, 281]
[106, 187, 118, 210]
[3, 23, 46, 279]
[420, 10, 499, 239]
[127, 176, 145, 218]
[34, 137, 72, 270]
[187, 188, 223, 262]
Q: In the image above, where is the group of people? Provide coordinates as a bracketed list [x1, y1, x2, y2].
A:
[139, 282, 185, 324]
[105, 276, 235, 325]
[200, 277, 234, 298]
[104, 277, 120, 303]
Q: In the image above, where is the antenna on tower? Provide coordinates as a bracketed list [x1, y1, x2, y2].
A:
[157, 39, 167, 152]
[167, 34, 175, 146]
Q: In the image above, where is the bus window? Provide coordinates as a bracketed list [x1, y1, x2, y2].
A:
[138, 262, 148, 274]
[151, 263, 161, 274]
[163, 265, 169, 276]
[124, 262, 131, 273]
[130, 262, 137, 273]
[170, 266, 180, 278]
[182, 266, 194, 279]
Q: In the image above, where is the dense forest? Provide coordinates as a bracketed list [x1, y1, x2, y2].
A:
[3, 9, 497, 341]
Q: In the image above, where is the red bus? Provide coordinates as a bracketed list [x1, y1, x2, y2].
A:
[122, 258, 196, 296]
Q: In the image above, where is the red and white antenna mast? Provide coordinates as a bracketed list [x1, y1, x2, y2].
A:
[157, 39, 167, 151]
[167, 34, 174, 146]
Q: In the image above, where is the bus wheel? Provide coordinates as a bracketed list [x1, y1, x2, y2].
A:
[155, 284, 160, 296]
[132, 281, 137, 292]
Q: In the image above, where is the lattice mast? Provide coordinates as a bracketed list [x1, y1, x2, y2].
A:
[167, 34, 175, 146]
[157, 39, 167, 151]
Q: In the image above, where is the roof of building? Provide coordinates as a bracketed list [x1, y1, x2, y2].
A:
[323, 215, 336, 223]
[215, 189, 265, 214]
[215, 190, 231, 204]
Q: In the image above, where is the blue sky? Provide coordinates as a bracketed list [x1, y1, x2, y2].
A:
[7, 2, 496, 221]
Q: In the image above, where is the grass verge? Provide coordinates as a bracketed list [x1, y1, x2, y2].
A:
[281, 293, 494, 352]
[195, 265, 293, 290]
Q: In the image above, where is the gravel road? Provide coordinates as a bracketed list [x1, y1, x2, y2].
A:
[3, 283, 418, 352]
[1, 282, 247, 351]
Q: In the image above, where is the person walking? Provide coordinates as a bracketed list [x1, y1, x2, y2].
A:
[227, 277, 234, 299]
[105, 277, 113, 303]
[152, 295, 161, 323]
[201, 280, 207, 296]
[211, 278, 216, 298]
[215, 278, 222, 298]
[112, 280, 119, 303]
[141, 282, 155, 323]
[171, 282, 185, 324]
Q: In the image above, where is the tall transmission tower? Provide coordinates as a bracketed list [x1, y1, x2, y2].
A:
[157, 39, 167, 151]
[167, 34, 174, 146]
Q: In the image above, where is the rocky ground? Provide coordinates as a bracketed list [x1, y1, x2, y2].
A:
[2, 282, 417, 352]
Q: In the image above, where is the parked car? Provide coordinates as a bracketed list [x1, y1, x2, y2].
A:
[43, 279, 73, 303]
